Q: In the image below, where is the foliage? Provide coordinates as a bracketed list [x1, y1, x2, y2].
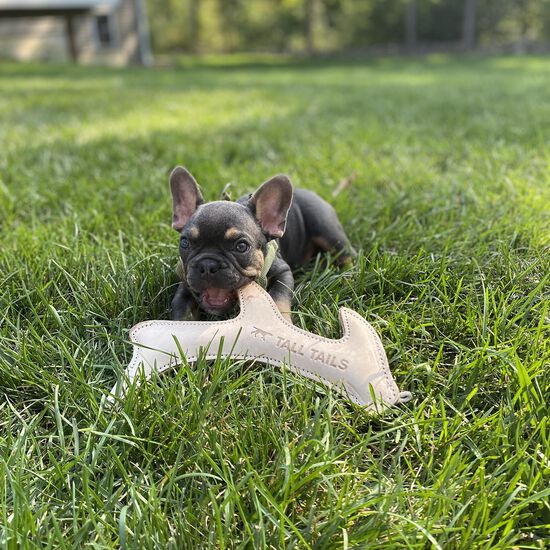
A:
[1, 55, 549, 547]
[145, 0, 550, 53]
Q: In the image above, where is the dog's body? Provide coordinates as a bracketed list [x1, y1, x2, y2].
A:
[170, 167, 352, 321]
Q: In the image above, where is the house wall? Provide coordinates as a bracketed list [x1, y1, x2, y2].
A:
[0, 16, 70, 61]
[0, 0, 144, 65]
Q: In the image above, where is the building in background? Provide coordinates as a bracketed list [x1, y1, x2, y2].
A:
[0, 0, 152, 65]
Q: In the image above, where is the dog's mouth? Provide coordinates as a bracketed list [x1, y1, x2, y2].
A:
[200, 287, 237, 313]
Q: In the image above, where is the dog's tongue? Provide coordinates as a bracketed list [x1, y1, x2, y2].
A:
[202, 288, 235, 309]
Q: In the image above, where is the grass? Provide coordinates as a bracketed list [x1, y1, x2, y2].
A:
[0, 54, 549, 548]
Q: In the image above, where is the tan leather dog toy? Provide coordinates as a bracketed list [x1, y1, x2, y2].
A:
[110, 282, 411, 409]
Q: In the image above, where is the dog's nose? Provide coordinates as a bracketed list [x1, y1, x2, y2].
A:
[198, 258, 224, 276]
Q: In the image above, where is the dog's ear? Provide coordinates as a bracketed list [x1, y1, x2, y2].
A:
[248, 175, 293, 238]
[170, 167, 204, 231]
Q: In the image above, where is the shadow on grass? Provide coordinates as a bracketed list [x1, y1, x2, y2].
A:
[1, 52, 548, 78]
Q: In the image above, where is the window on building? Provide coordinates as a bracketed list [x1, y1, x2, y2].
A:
[96, 15, 114, 46]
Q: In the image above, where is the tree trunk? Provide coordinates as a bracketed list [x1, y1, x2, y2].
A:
[189, 0, 200, 52]
[405, 0, 417, 51]
[304, 0, 315, 54]
[462, 0, 477, 50]
[65, 15, 78, 62]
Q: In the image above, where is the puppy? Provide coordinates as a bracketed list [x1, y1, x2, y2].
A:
[170, 167, 352, 321]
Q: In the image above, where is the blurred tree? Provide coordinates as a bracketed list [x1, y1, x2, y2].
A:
[146, 0, 188, 52]
[417, 0, 462, 43]
[189, 0, 201, 52]
[216, 0, 243, 52]
[462, 0, 477, 49]
[405, 0, 418, 50]
[304, 0, 316, 53]
[144, 0, 550, 54]
[477, 0, 548, 48]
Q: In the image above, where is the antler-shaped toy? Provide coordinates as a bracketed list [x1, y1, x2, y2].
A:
[111, 282, 411, 409]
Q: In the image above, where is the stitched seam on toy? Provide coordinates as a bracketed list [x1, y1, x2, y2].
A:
[341, 310, 392, 403]
[132, 312, 351, 345]
[128, 301, 393, 402]
[358, 312, 397, 402]
[128, 351, 362, 405]
[128, 332, 393, 402]
[133, 285, 383, 352]
[128, 283, 396, 405]
[131, 284, 354, 346]
[182, 353, 362, 404]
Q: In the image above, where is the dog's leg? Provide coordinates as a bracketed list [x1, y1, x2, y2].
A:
[311, 233, 355, 266]
[266, 257, 294, 323]
[310, 213, 355, 266]
[301, 194, 355, 266]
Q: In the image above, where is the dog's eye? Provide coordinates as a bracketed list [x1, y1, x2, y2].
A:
[235, 240, 250, 253]
[180, 237, 190, 250]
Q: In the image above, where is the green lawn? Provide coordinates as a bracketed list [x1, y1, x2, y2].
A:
[0, 55, 549, 548]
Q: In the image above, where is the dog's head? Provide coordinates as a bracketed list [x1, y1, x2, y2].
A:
[170, 167, 293, 314]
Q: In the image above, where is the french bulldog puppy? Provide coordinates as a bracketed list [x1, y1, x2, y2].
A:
[170, 166, 352, 322]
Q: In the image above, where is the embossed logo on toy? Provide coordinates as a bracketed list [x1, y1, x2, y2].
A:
[249, 325, 349, 370]
[250, 326, 272, 341]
